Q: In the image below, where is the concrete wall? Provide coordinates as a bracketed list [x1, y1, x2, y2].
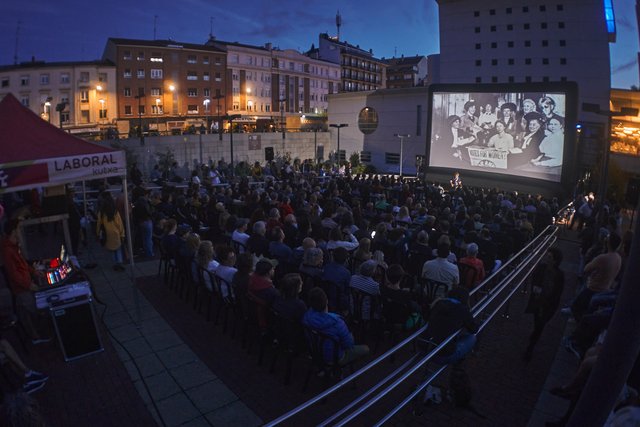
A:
[114, 131, 331, 175]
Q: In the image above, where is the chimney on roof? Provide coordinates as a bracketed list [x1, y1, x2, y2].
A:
[265, 42, 272, 50]
[31, 55, 35, 63]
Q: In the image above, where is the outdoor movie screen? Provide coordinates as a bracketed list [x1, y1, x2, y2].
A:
[428, 88, 570, 183]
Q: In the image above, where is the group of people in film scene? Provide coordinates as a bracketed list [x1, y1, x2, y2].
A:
[431, 93, 565, 176]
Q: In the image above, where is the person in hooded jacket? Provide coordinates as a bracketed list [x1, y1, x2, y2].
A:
[420, 286, 478, 365]
[303, 288, 369, 366]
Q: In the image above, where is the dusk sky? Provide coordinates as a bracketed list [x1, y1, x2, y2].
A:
[0, 0, 637, 88]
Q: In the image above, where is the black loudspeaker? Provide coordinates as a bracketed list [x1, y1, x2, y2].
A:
[50, 298, 103, 361]
[265, 147, 274, 161]
[626, 178, 640, 207]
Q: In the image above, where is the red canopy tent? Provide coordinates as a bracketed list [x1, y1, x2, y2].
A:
[0, 93, 126, 193]
[0, 93, 133, 265]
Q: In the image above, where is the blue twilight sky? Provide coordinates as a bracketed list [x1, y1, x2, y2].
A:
[0, 0, 637, 88]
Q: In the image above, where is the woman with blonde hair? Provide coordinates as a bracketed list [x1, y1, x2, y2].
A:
[96, 194, 125, 271]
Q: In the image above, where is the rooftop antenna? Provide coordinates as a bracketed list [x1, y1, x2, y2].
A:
[153, 15, 158, 40]
[209, 16, 214, 38]
[13, 20, 21, 65]
[336, 10, 342, 41]
[394, 46, 397, 57]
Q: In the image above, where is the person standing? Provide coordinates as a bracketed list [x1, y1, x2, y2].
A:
[96, 194, 126, 271]
[133, 189, 154, 258]
[523, 247, 565, 361]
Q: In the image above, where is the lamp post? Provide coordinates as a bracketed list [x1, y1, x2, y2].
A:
[44, 97, 52, 123]
[203, 98, 211, 133]
[56, 102, 67, 130]
[169, 84, 176, 116]
[279, 97, 287, 154]
[135, 94, 145, 145]
[329, 123, 348, 169]
[224, 114, 241, 177]
[394, 133, 411, 176]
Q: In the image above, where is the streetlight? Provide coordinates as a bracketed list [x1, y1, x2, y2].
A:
[56, 102, 67, 130]
[44, 97, 52, 123]
[279, 97, 287, 154]
[135, 94, 145, 145]
[224, 114, 242, 177]
[203, 99, 211, 132]
[168, 84, 177, 116]
[329, 123, 348, 169]
[394, 133, 411, 176]
[581, 103, 639, 203]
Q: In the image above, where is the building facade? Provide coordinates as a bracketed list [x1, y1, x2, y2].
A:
[103, 38, 227, 132]
[383, 55, 428, 89]
[435, 0, 616, 176]
[308, 33, 387, 93]
[205, 38, 341, 130]
[0, 60, 116, 132]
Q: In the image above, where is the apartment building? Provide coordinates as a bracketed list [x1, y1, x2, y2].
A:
[383, 55, 428, 89]
[103, 38, 227, 130]
[0, 59, 116, 131]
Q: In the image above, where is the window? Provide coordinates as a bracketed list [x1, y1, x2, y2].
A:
[60, 94, 69, 104]
[124, 69, 132, 78]
[124, 87, 131, 97]
[203, 88, 211, 97]
[489, 9, 495, 15]
[474, 27, 480, 33]
[491, 59, 498, 66]
[151, 104, 163, 114]
[524, 23, 530, 30]
[137, 69, 145, 78]
[508, 76, 515, 82]
[542, 58, 549, 65]
[525, 76, 532, 82]
[508, 41, 514, 48]
[123, 50, 131, 60]
[150, 52, 163, 62]
[540, 5, 546, 11]
[138, 105, 145, 115]
[508, 58, 515, 65]
[491, 76, 498, 83]
[1, 77, 8, 88]
[99, 109, 107, 119]
[215, 72, 221, 82]
[559, 40, 566, 47]
[525, 58, 532, 65]
[60, 112, 69, 123]
[490, 25, 496, 32]
[358, 107, 378, 134]
[80, 72, 89, 82]
[506, 7, 512, 14]
[560, 76, 567, 82]
[475, 43, 481, 50]
[80, 90, 89, 102]
[187, 104, 198, 114]
[60, 73, 70, 84]
[138, 87, 145, 97]
[150, 69, 163, 79]
[475, 77, 482, 83]
[560, 58, 567, 65]
[542, 40, 549, 47]
[203, 72, 210, 81]
[543, 76, 550, 82]
[187, 71, 198, 81]
[124, 105, 132, 115]
[491, 42, 497, 48]
[360, 151, 372, 162]
[187, 88, 197, 97]
[557, 4, 564, 11]
[524, 40, 531, 47]
[20, 75, 29, 86]
[475, 59, 482, 66]
[523, 6, 529, 12]
[541, 22, 548, 29]
[137, 52, 145, 61]
[203, 56, 209, 64]
[507, 24, 513, 30]
[474, 10, 479, 17]
[20, 96, 29, 107]
[40, 74, 49, 85]
[385, 152, 400, 165]
[98, 73, 107, 82]
[215, 56, 222, 65]
[558, 22, 565, 29]
[150, 88, 161, 96]
[81, 110, 90, 123]
[187, 55, 197, 64]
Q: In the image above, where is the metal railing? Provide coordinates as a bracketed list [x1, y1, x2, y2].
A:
[265, 224, 559, 426]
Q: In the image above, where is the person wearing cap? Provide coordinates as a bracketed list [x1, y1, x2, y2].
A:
[509, 111, 545, 169]
[231, 218, 250, 252]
